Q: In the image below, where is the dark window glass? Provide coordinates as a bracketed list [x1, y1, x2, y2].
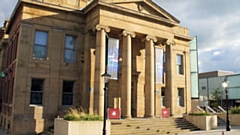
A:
[30, 79, 44, 105]
[161, 87, 165, 106]
[178, 88, 184, 107]
[62, 81, 74, 105]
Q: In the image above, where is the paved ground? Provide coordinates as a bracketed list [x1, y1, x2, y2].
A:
[179, 126, 240, 135]
[0, 126, 239, 135]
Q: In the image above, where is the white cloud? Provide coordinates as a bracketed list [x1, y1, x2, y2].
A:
[157, 0, 240, 73]
[213, 51, 221, 56]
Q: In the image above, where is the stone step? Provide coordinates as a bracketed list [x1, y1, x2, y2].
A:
[111, 129, 189, 135]
[111, 126, 183, 131]
[110, 118, 198, 135]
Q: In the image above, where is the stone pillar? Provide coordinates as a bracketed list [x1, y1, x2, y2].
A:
[164, 39, 176, 115]
[144, 35, 157, 118]
[184, 50, 191, 113]
[92, 24, 110, 116]
[121, 30, 135, 119]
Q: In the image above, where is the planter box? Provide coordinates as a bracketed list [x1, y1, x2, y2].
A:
[218, 114, 240, 126]
[54, 118, 111, 135]
[183, 115, 217, 130]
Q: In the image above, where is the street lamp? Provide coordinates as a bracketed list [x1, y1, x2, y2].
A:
[101, 71, 111, 135]
[222, 78, 231, 131]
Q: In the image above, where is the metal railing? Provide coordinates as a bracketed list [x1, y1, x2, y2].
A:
[206, 106, 216, 113]
[218, 106, 226, 113]
[196, 106, 204, 111]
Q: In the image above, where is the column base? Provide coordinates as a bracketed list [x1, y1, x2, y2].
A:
[121, 115, 132, 119]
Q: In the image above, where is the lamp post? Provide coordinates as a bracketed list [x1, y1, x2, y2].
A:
[102, 71, 111, 135]
[222, 78, 231, 131]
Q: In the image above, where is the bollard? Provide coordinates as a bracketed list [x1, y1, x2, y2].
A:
[222, 131, 224, 135]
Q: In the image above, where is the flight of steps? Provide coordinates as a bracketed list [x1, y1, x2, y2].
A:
[217, 117, 226, 126]
[111, 117, 200, 135]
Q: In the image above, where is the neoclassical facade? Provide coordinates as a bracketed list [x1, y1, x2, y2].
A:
[0, 0, 192, 134]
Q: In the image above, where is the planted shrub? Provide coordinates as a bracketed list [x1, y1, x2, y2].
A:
[63, 108, 103, 121]
[229, 106, 240, 114]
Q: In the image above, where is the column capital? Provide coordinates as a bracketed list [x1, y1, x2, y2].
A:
[120, 30, 136, 38]
[92, 24, 110, 33]
[162, 39, 176, 46]
[142, 35, 157, 42]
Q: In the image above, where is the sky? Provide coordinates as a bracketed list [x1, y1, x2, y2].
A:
[1, 0, 240, 73]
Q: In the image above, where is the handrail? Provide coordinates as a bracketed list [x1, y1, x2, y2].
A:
[197, 106, 203, 111]
[206, 106, 216, 113]
[218, 106, 226, 113]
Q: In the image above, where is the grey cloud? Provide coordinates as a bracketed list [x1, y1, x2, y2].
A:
[0, 0, 17, 26]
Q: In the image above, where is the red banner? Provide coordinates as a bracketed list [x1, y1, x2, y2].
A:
[162, 108, 170, 118]
[108, 108, 120, 119]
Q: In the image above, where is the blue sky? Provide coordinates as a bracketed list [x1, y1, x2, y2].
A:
[1, 0, 240, 73]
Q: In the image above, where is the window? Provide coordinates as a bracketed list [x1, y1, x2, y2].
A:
[202, 86, 206, 90]
[64, 35, 76, 62]
[161, 87, 165, 106]
[178, 88, 184, 107]
[30, 79, 44, 105]
[177, 54, 183, 74]
[163, 52, 166, 72]
[33, 31, 48, 59]
[62, 81, 74, 105]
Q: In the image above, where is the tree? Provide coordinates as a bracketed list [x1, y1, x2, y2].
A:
[210, 88, 222, 107]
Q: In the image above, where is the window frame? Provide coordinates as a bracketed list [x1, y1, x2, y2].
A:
[161, 87, 166, 107]
[64, 35, 77, 63]
[177, 54, 184, 75]
[30, 79, 44, 105]
[33, 30, 48, 60]
[178, 88, 184, 107]
[62, 80, 74, 106]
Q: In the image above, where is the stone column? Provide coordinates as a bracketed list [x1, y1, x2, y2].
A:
[144, 35, 157, 118]
[92, 24, 110, 116]
[164, 39, 176, 115]
[121, 30, 135, 119]
[184, 50, 191, 113]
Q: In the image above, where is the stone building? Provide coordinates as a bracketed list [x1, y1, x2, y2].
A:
[0, 0, 192, 134]
[0, 19, 9, 133]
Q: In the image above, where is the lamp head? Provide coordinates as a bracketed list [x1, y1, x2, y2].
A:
[101, 71, 111, 83]
[222, 81, 228, 88]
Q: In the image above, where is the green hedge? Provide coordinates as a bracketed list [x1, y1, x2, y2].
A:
[229, 106, 240, 114]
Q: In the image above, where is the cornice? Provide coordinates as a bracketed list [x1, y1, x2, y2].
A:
[174, 33, 193, 41]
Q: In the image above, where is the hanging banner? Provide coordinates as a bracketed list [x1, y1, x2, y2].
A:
[155, 48, 164, 83]
[107, 38, 119, 80]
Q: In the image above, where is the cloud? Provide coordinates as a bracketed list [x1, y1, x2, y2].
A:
[0, 0, 17, 26]
[157, 0, 240, 73]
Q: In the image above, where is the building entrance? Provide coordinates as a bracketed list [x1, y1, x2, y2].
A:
[131, 81, 137, 117]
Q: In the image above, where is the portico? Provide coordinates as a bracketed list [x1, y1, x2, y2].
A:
[89, 22, 189, 118]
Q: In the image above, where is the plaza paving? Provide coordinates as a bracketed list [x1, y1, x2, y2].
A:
[0, 126, 240, 135]
[179, 126, 240, 135]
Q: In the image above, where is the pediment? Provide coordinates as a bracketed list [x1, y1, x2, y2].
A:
[101, 0, 180, 24]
